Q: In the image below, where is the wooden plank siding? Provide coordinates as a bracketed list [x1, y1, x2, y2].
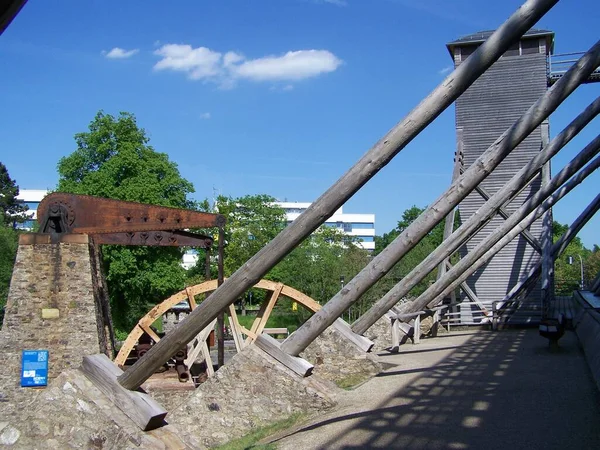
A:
[452, 37, 552, 323]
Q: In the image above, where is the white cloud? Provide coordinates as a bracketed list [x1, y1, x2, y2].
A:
[103, 47, 139, 59]
[153, 44, 342, 88]
[154, 44, 222, 80]
[439, 66, 453, 75]
[200, 112, 211, 120]
[233, 50, 342, 81]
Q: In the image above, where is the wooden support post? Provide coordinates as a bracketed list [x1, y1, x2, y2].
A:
[436, 145, 463, 284]
[407, 141, 600, 313]
[390, 318, 400, 351]
[331, 318, 374, 352]
[254, 334, 314, 377]
[228, 304, 246, 353]
[471, 181, 542, 253]
[500, 192, 600, 305]
[413, 314, 421, 344]
[245, 284, 283, 344]
[117, 0, 561, 389]
[217, 226, 225, 368]
[351, 95, 600, 335]
[81, 354, 167, 431]
[184, 318, 217, 368]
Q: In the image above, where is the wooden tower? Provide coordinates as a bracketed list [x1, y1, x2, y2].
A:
[446, 29, 555, 323]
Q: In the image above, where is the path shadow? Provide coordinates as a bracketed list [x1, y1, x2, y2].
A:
[273, 329, 600, 449]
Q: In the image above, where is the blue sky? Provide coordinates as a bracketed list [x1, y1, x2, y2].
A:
[1, 0, 599, 248]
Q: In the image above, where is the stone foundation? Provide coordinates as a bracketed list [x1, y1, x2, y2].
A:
[301, 325, 382, 385]
[168, 345, 338, 448]
[0, 237, 114, 417]
[364, 315, 394, 353]
[0, 369, 194, 449]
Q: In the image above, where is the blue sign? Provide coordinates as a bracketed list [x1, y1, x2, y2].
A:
[21, 350, 49, 387]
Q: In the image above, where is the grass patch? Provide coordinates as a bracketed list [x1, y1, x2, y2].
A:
[215, 413, 304, 450]
[335, 373, 372, 390]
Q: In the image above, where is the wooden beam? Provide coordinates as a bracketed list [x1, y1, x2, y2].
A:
[331, 318, 374, 352]
[245, 283, 283, 344]
[350, 95, 600, 335]
[185, 287, 197, 310]
[227, 304, 246, 353]
[184, 318, 217, 368]
[501, 192, 600, 305]
[254, 334, 314, 377]
[408, 139, 600, 313]
[117, 0, 562, 389]
[470, 179, 543, 253]
[139, 323, 161, 344]
[81, 354, 167, 431]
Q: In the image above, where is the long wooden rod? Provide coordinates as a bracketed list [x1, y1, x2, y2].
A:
[118, 0, 558, 389]
[408, 136, 600, 312]
[283, 39, 600, 355]
[351, 96, 600, 334]
[497, 192, 600, 306]
[426, 164, 600, 310]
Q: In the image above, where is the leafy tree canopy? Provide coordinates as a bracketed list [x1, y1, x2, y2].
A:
[212, 194, 287, 277]
[0, 162, 28, 227]
[57, 111, 197, 333]
[552, 220, 599, 293]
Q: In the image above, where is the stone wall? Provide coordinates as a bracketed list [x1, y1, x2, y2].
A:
[0, 236, 114, 414]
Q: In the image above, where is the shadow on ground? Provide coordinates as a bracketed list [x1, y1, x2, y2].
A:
[271, 329, 600, 449]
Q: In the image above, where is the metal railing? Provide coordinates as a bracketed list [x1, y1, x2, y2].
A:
[548, 52, 600, 84]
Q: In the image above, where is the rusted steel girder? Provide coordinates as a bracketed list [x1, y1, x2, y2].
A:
[36, 193, 225, 247]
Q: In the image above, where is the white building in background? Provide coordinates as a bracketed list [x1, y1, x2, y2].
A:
[16, 189, 48, 229]
[275, 202, 375, 251]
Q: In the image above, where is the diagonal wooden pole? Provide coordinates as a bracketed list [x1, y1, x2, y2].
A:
[407, 137, 600, 313]
[350, 96, 600, 334]
[501, 192, 600, 304]
[118, 0, 559, 389]
[282, 41, 600, 355]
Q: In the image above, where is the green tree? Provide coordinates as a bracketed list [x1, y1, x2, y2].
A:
[0, 162, 28, 228]
[0, 226, 19, 326]
[373, 205, 446, 300]
[552, 220, 598, 293]
[212, 194, 287, 277]
[269, 226, 370, 322]
[57, 111, 197, 333]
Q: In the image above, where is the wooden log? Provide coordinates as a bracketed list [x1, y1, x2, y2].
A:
[351, 95, 600, 335]
[331, 318, 374, 352]
[390, 318, 400, 351]
[184, 318, 217, 368]
[117, 0, 560, 389]
[81, 354, 167, 431]
[408, 140, 600, 313]
[540, 160, 554, 313]
[395, 312, 425, 321]
[254, 334, 314, 377]
[471, 181, 542, 253]
[501, 192, 600, 305]
[228, 304, 246, 353]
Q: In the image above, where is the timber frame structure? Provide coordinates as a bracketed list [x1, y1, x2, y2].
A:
[5, 0, 599, 433]
[115, 279, 322, 373]
[114, 0, 600, 400]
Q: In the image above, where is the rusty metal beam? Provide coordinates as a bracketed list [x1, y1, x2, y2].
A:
[37, 193, 225, 235]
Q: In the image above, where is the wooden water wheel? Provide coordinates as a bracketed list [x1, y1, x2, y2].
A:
[114, 279, 321, 378]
